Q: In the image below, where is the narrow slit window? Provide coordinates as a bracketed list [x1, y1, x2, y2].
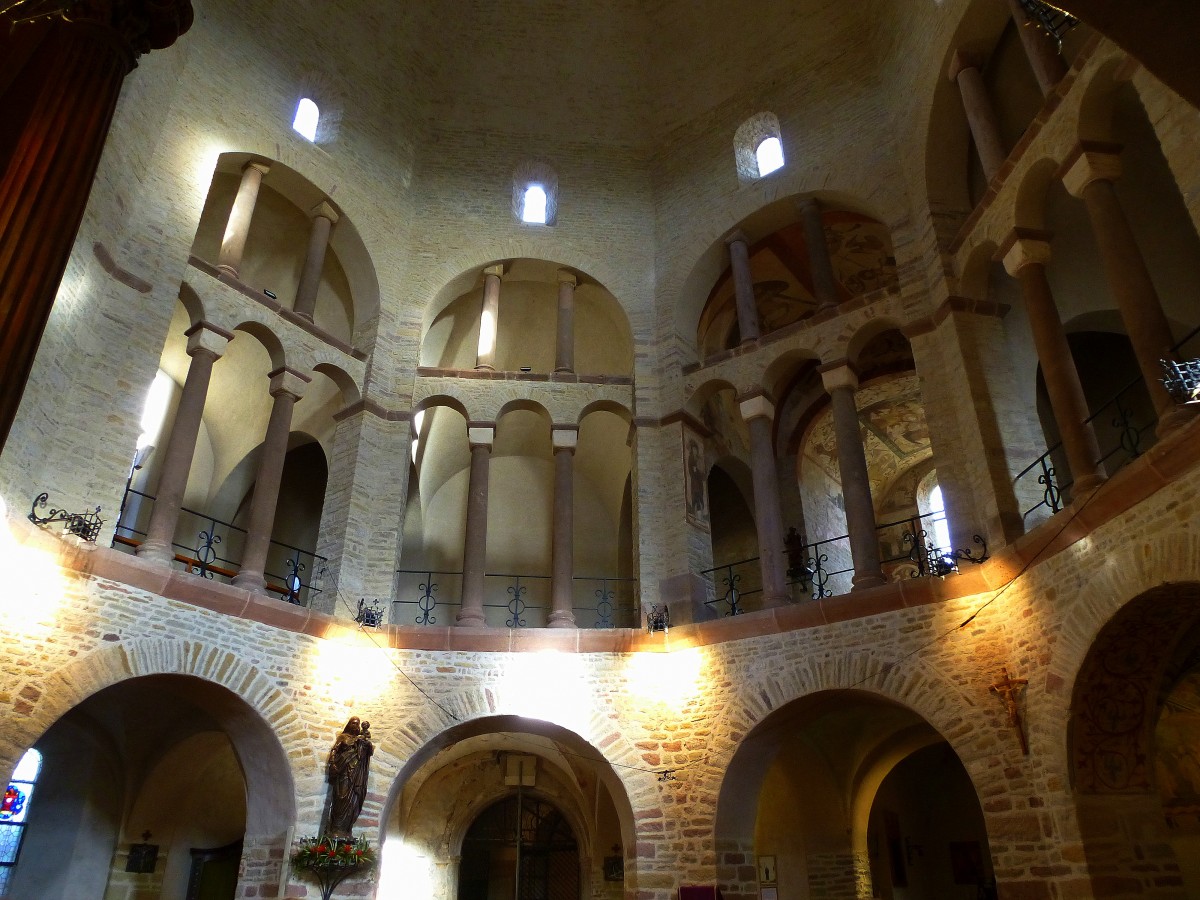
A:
[1, 748, 43, 895]
[755, 136, 785, 177]
[521, 185, 548, 224]
[293, 98, 319, 142]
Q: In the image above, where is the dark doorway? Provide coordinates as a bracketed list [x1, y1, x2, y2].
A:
[186, 840, 243, 900]
[459, 797, 579, 900]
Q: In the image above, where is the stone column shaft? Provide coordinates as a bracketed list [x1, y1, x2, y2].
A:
[799, 198, 839, 312]
[1063, 150, 1185, 431]
[555, 270, 576, 373]
[726, 232, 761, 344]
[458, 426, 494, 625]
[739, 395, 789, 605]
[548, 429, 578, 627]
[475, 266, 504, 371]
[949, 51, 1007, 181]
[232, 368, 308, 593]
[217, 160, 270, 277]
[138, 323, 230, 563]
[1003, 236, 1105, 493]
[1005, 0, 1068, 96]
[822, 367, 885, 589]
[293, 201, 338, 321]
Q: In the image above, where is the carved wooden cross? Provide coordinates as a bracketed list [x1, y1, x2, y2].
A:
[991, 667, 1029, 755]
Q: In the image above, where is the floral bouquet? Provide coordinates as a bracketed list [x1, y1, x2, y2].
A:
[291, 835, 377, 900]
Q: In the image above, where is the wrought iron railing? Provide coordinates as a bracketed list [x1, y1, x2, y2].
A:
[1014, 325, 1200, 523]
[112, 486, 326, 606]
[392, 569, 638, 629]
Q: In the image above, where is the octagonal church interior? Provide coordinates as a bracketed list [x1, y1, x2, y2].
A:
[2, 0, 1200, 898]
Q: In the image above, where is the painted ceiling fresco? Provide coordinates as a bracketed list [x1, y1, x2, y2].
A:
[698, 210, 899, 355]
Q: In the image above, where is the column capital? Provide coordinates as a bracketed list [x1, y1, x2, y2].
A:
[999, 228, 1053, 276]
[1060, 142, 1123, 198]
[242, 159, 271, 177]
[268, 366, 311, 400]
[947, 49, 984, 82]
[724, 229, 750, 248]
[556, 269, 577, 287]
[185, 321, 233, 358]
[483, 264, 506, 279]
[468, 423, 495, 448]
[310, 200, 340, 224]
[818, 360, 859, 393]
[552, 425, 579, 451]
[738, 392, 775, 422]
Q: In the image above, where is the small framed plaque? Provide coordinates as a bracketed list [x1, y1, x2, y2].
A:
[758, 855, 777, 885]
[603, 855, 624, 882]
[126, 843, 159, 874]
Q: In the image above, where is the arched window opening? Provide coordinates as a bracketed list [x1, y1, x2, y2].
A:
[928, 484, 951, 551]
[138, 369, 173, 452]
[755, 136, 785, 177]
[0, 748, 44, 893]
[521, 184, 548, 224]
[293, 98, 319, 142]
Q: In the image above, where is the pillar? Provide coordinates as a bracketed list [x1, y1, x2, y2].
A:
[819, 364, 885, 589]
[1001, 231, 1105, 494]
[948, 50, 1007, 182]
[1062, 145, 1192, 434]
[738, 394, 789, 606]
[137, 323, 232, 563]
[548, 427, 578, 628]
[232, 368, 310, 593]
[458, 424, 494, 626]
[798, 198, 840, 313]
[725, 231, 761, 344]
[216, 160, 271, 277]
[1004, 0, 1068, 96]
[475, 265, 504, 371]
[292, 200, 339, 321]
[0, 2, 194, 452]
[555, 269, 577, 373]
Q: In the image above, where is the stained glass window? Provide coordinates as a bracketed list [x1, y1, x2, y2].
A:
[0, 749, 42, 894]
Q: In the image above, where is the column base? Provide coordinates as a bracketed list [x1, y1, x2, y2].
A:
[474, 364, 495, 372]
[293, 311, 314, 323]
[547, 610, 576, 628]
[1157, 402, 1199, 438]
[553, 366, 574, 374]
[134, 540, 176, 565]
[455, 609, 487, 627]
[850, 571, 887, 591]
[1070, 472, 1106, 500]
[762, 592, 791, 608]
[232, 570, 268, 594]
[215, 263, 240, 279]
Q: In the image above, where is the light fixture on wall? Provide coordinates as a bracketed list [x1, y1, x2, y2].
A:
[1017, 0, 1079, 48]
[0, 0, 75, 25]
[646, 604, 670, 634]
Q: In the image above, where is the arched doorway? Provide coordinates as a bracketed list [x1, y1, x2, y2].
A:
[459, 796, 580, 900]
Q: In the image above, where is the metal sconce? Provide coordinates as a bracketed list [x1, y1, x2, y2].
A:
[646, 604, 670, 634]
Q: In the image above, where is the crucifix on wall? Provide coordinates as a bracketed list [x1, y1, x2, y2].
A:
[991, 667, 1030, 755]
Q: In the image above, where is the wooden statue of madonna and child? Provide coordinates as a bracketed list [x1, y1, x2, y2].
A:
[290, 716, 378, 900]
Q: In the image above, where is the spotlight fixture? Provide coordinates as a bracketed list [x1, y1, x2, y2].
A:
[0, 0, 75, 26]
[1017, 0, 1079, 48]
[263, 289, 277, 300]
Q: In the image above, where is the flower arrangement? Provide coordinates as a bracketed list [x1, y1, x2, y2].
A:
[291, 835, 377, 900]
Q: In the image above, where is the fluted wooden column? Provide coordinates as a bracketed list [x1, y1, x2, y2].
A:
[820, 363, 885, 589]
[1062, 145, 1192, 434]
[217, 160, 270, 277]
[232, 368, 309, 593]
[1001, 231, 1105, 494]
[948, 50, 1007, 181]
[475, 265, 504, 371]
[555, 269, 577, 373]
[798, 197, 840, 313]
[1005, 0, 1068, 95]
[137, 323, 232, 563]
[0, 1, 194, 452]
[548, 427, 578, 628]
[725, 231, 761, 344]
[739, 393, 789, 606]
[292, 200, 339, 321]
[458, 424, 494, 626]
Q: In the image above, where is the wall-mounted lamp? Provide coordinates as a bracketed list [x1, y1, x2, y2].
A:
[646, 604, 670, 634]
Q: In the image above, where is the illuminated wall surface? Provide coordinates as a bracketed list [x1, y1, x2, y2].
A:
[3, 1, 1200, 899]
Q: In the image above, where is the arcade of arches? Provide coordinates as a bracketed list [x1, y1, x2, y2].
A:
[2, 1, 1200, 899]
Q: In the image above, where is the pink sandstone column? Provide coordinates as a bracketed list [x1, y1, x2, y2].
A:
[725, 231, 761, 344]
[217, 160, 270, 278]
[232, 368, 309, 593]
[137, 322, 232, 564]
[548, 427, 578, 628]
[948, 50, 1007, 182]
[798, 197, 840, 313]
[1001, 232, 1105, 493]
[555, 269, 577, 373]
[1062, 146, 1192, 434]
[475, 265, 504, 371]
[292, 200, 339, 322]
[739, 394, 790, 606]
[458, 424, 494, 626]
[1005, 0, 1068, 95]
[820, 364, 886, 589]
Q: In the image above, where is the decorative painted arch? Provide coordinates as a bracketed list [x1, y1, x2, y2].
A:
[684, 377, 740, 419]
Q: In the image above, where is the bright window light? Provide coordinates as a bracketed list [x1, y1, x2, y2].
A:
[137, 370, 173, 450]
[929, 485, 952, 551]
[521, 184, 548, 224]
[293, 98, 319, 142]
[755, 136, 785, 177]
[410, 409, 425, 463]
